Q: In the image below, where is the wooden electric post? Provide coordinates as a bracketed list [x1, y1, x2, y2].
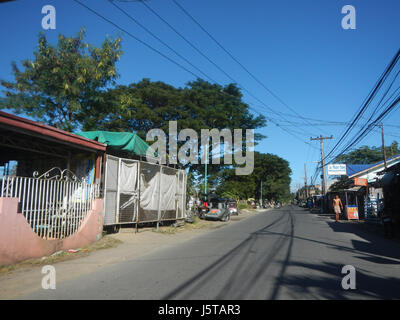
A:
[378, 123, 387, 169]
[304, 164, 308, 198]
[310, 135, 333, 195]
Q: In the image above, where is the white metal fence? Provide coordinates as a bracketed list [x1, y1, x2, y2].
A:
[0, 172, 100, 239]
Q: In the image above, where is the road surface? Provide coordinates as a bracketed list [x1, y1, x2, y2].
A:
[22, 205, 400, 299]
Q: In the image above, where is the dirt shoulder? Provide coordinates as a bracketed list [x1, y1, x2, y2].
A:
[0, 209, 264, 299]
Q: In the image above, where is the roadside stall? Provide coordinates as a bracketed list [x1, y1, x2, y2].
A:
[342, 188, 361, 220]
[326, 189, 362, 220]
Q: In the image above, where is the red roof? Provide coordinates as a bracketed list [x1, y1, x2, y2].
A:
[0, 111, 106, 152]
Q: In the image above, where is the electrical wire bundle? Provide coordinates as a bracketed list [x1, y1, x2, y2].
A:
[72, 0, 328, 149]
[309, 48, 400, 186]
[71, 1, 399, 190]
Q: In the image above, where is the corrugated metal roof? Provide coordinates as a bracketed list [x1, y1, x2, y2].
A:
[0, 111, 107, 152]
[347, 154, 400, 177]
[346, 164, 374, 176]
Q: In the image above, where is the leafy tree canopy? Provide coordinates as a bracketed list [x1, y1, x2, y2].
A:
[87, 78, 266, 175]
[88, 78, 266, 139]
[216, 152, 292, 202]
[0, 30, 266, 179]
[334, 141, 399, 164]
[0, 29, 122, 131]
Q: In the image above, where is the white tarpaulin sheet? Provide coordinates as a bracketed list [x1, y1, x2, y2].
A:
[120, 161, 138, 193]
[105, 155, 186, 224]
[140, 171, 160, 211]
[160, 173, 178, 211]
[140, 171, 178, 211]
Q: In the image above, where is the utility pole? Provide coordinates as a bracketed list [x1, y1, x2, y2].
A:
[378, 123, 387, 169]
[204, 143, 208, 195]
[310, 135, 333, 195]
[304, 164, 308, 199]
[260, 180, 263, 206]
[296, 183, 301, 199]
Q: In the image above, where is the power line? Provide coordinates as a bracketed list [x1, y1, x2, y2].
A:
[170, 0, 329, 135]
[72, 0, 201, 80]
[324, 93, 400, 166]
[137, 0, 320, 137]
[74, 0, 320, 150]
[333, 86, 400, 159]
[108, 0, 218, 83]
[106, 0, 319, 145]
[334, 94, 400, 159]
[324, 48, 400, 161]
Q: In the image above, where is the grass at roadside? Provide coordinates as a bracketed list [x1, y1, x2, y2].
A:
[238, 202, 252, 210]
[0, 235, 122, 275]
[153, 216, 216, 234]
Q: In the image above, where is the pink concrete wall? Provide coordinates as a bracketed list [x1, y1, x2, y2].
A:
[0, 197, 104, 266]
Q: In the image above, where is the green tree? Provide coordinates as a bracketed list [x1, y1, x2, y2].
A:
[86, 79, 184, 133]
[91, 78, 265, 137]
[0, 29, 122, 131]
[216, 152, 292, 202]
[90, 78, 266, 176]
[335, 141, 399, 164]
[254, 152, 292, 202]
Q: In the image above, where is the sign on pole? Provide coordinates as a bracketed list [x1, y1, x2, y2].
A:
[354, 178, 367, 186]
[327, 164, 347, 176]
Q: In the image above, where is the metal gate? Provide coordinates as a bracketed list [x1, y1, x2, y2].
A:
[104, 155, 139, 225]
[104, 155, 186, 226]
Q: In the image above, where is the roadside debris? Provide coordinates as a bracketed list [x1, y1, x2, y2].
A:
[50, 250, 64, 257]
[184, 217, 195, 224]
[67, 249, 81, 253]
[172, 220, 185, 227]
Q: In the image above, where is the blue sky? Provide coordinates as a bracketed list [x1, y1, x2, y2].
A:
[1, 0, 399, 191]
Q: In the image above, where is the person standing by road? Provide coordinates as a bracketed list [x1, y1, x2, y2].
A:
[333, 195, 343, 222]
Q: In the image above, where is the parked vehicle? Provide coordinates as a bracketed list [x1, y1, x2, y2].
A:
[199, 202, 209, 219]
[299, 200, 307, 208]
[263, 201, 271, 209]
[227, 199, 238, 215]
[202, 197, 231, 222]
[198, 193, 213, 219]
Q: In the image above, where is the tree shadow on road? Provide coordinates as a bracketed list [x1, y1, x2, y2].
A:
[162, 208, 399, 300]
[327, 222, 400, 262]
[277, 261, 400, 299]
[162, 210, 295, 300]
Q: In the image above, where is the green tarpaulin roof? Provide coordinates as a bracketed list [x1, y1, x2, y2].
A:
[77, 131, 155, 157]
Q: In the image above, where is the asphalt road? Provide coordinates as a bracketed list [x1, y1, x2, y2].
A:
[22, 205, 400, 299]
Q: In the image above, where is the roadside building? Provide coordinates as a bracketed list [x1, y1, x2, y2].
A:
[77, 131, 187, 232]
[0, 112, 187, 266]
[347, 154, 400, 222]
[379, 162, 400, 237]
[325, 154, 400, 222]
[0, 111, 106, 266]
